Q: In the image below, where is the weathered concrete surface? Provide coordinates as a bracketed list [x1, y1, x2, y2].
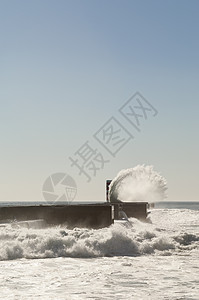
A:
[113, 202, 148, 220]
[0, 204, 113, 229]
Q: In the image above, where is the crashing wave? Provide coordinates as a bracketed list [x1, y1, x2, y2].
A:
[109, 165, 167, 203]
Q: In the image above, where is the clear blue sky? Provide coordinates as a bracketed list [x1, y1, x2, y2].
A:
[1, 0, 199, 201]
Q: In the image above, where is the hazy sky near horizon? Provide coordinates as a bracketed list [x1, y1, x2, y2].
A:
[1, 0, 199, 201]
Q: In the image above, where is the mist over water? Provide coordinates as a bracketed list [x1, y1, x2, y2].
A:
[109, 165, 167, 203]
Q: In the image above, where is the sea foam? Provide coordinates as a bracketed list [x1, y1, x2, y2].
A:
[0, 209, 198, 260]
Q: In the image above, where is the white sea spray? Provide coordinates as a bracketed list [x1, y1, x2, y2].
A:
[109, 165, 167, 203]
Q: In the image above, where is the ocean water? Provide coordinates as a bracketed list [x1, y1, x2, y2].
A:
[0, 202, 198, 300]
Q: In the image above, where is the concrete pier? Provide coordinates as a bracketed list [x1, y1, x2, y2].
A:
[0, 204, 113, 229]
[0, 201, 148, 228]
